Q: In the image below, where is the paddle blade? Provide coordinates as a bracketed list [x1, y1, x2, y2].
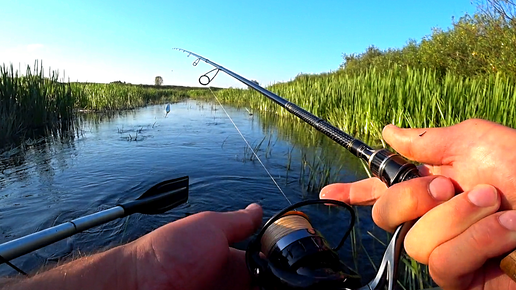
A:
[120, 176, 189, 215]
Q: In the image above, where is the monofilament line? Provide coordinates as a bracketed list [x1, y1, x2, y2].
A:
[208, 88, 292, 206]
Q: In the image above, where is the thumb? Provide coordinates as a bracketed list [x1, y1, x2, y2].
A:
[213, 203, 263, 244]
[382, 124, 454, 165]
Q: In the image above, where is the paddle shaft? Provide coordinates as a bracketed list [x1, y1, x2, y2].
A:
[0, 175, 189, 266]
[0, 206, 125, 263]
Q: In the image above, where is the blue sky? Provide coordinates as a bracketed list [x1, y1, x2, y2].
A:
[0, 0, 475, 88]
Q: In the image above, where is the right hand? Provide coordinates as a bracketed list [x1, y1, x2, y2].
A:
[322, 118, 516, 232]
[381, 118, 516, 210]
[319, 119, 516, 289]
[398, 184, 516, 289]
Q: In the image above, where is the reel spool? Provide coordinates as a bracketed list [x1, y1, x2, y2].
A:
[246, 200, 361, 290]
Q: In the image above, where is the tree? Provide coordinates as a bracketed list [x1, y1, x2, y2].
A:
[476, 0, 516, 23]
[155, 76, 163, 86]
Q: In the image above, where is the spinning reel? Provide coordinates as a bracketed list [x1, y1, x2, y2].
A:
[246, 199, 411, 290]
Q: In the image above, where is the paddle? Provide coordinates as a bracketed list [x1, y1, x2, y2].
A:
[0, 176, 189, 268]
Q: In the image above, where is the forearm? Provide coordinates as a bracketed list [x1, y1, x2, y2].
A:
[3, 245, 136, 290]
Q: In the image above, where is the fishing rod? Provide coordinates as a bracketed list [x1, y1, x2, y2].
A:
[174, 48, 419, 186]
[0, 176, 189, 276]
[174, 48, 419, 290]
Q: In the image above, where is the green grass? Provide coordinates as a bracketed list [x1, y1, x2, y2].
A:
[212, 66, 516, 145]
[0, 61, 77, 147]
[0, 63, 216, 150]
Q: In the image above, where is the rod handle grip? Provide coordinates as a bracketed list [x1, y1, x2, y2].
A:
[501, 251, 516, 282]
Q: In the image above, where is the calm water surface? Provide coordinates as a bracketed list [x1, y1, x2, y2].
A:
[0, 100, 387, 281]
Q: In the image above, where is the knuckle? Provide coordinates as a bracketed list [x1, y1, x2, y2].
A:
[194, 211, 217, 221]
[427, 249, 451, 287]
[466, 224, 487, 250]
[400, 185, 421, 213]
[371, 203, 395, 232]
[462, 118, 485, 126]
[404, 230, 430, 264]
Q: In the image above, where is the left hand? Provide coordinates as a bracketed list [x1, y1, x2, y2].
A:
[125, 203, 263, 290]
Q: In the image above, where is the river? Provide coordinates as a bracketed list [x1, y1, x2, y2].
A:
[0, 100, 388, 282]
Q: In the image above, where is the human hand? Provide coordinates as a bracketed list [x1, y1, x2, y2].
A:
[125, 203, 263, 290]
[319, 119, 516, 289]
[321, 118, 516, 231]
[397, 184, 516, 289]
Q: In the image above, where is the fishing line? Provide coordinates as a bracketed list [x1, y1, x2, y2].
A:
[207, 87, 292, 206]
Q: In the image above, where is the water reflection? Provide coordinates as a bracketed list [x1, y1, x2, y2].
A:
[255, 111, 370, 194]
[0, 128, 80, 191]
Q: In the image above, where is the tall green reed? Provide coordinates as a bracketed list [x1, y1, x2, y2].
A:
[1, 62, 212, 150]
[213, 66, 516, 145]
[73, 83, 191, 111]
[0, 61, 76, 148]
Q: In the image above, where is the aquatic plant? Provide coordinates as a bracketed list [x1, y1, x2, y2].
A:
[0, 61, 77, 148]
[212, 66, 516, 144]
[0, 62, 214, 151]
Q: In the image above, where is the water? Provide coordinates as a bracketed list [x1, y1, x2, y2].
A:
[0, 100, 387, 282]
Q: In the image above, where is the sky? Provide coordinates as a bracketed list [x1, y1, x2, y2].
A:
[0, 0, 476, 88]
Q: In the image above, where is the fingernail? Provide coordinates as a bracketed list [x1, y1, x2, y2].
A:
[429, 177, 454, 201]
[246, 203, 261, 211]
[499, 211, 516, 231]
[382, 124, 396, 135]
[319, 186, 332, 199]
[468, 185, 498, 207]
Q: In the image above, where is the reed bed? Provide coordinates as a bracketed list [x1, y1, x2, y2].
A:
[73, 83, 189, 111]
[0, 62, 77, 147]
[0, 63, 208, 150]
[214, 67, 516, 145]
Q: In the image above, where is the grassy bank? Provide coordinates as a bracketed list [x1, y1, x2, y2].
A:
[0, 62, 214, 150]
[213, 66, 516, 144]
[0, 62, 77, 148]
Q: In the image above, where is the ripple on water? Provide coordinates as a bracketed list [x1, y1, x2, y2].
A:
[0, 101, 382, 280]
